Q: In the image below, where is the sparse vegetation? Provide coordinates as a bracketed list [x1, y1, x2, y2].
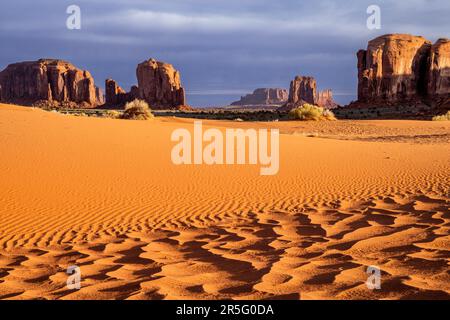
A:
[121, 99, 154, 120]
[432, 111, 450, 121]
[104, 110, 121, 119]
[289, 104, 336, 121]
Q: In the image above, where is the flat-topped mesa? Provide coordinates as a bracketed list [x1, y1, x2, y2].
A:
[231, 88, 288, 106]
[0, 59, 99, 108]
[136, 59, 186, 109]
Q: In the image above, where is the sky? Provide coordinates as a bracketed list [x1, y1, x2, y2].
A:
[0, 0, 449, 106]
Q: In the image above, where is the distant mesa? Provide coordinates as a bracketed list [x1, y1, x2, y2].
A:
[0, 59, 99, 108]
[231, 88, 288, 106]
[352, 33, 450, 107]
[279, 76, 337, 111]
[105, 58, 187, 110]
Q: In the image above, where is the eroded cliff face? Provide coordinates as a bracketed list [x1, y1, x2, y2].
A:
[0, 59, 98, 108]
[104, 59, 187, 109]
[316, 89, 337, 109]
[279, 76, 337, 111]
[356, 34, 450, 106]
[231, 88, 288, 106]
[428, 38, 450, 97]
[136, 59, 186, 109]
[288, 76, 317, 105]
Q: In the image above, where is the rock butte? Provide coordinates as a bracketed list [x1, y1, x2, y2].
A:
[279, 76, 337, 111]
[105, 59, 187, 110]
[355, 34, 450, 106]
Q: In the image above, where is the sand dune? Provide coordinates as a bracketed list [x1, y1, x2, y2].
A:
[0, 104, 448, 300]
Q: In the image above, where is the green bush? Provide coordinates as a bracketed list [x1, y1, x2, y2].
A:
[289, 104, 336, 121]
[432, 111, 450, 121]
[121, 99, 154, 120]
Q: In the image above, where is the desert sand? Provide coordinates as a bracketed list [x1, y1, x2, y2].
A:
[0, 103, 449, 300]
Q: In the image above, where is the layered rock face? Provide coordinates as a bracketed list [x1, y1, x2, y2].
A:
[356, 34, 450, 105]
[95, 86, 105, 105]
[428, 38, 450, 97]
[279, 76, 337, 110]
[316, 89, 337, 109]
[231, 88, 288, 106]
[288, 76, 317, 105]
[104, 79, 139, 108]
[0, 59, 98, 108]
[105, 59, 186, 109]
[136, 59, 186, 109]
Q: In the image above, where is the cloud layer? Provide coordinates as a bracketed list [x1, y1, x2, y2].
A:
[0, 0, 449, 106]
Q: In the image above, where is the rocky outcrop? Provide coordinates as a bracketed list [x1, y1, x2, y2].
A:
[355, 34, 450, 108]
[95, 86, 105, 105]
[288, 76, 317, 105]
[428, 38, 450, 97]
[105, 79, 125, 106]
[316, 89, 337, 109]
[136, 59, 186, 109]
[0, 59, 98, 108]
[231, 88, 288, 106]
[104, 59, 187, 109]
[279, 76, 337, 111]
[357, 34, 432, 103]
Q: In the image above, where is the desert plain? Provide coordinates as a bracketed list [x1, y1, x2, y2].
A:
[0, 103, 449, 300]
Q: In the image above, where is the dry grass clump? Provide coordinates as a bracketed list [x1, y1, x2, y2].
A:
[289, 104, 336, 121]
[121, 99, 154, 120]
[432, 111, 450, 121]
[104, 110, 121, 119]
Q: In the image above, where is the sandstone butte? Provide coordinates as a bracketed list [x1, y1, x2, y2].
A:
[355, 34, 450, 107]
[279, 76, 337, 111]
[0, 59, 99, 108]
[231, 88, 288, 106]
[105, 59, 187, 110]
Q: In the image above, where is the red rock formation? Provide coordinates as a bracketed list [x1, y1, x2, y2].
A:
[136, 59, 186, 109]
[357, 34, 432, 103]
[95, 86, 105, 105]
[316, 89, 337, 108]
[104, 79, 139, 108]
[231, 88, 288, 106]
[279, 76, 337, 111]
[0, 59, 97, 108]
[428, 38, 450, 97]
[105, 79, 125, 106]
[288, 76, 317, 105]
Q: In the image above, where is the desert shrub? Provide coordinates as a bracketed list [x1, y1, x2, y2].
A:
[432, 111, 450, 121]
[289, 104, 336, 121]
[104, 110, 121, 119]
[121, 99, 154, 120]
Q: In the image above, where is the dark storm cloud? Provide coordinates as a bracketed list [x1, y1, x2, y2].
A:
[0, 0, 449, 105]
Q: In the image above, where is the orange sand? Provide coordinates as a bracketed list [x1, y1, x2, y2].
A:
[0, 103, 449, 300]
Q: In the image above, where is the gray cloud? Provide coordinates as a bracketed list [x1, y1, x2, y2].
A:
[0, 0, 449, 106]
